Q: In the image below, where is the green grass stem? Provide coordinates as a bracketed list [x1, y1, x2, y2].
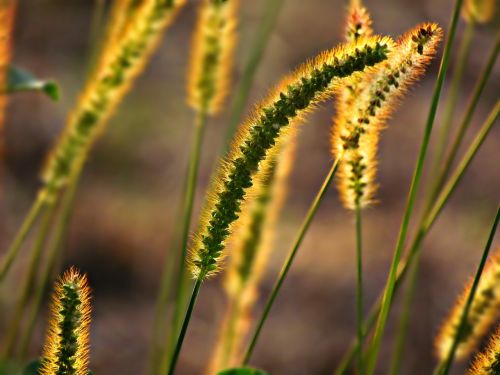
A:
[428, 19, 475, 182]
[0, 194, 47, 281]
[1, 202, 56, 358]
[355, 203, 364, 374]
[243, 157, 341, 365]
[365, 1, 463, 372]
[334, 100, 499, 374]
[157, 109, 208, 375]
[433, 204, 500, 375]
[167, 277, 203, 375]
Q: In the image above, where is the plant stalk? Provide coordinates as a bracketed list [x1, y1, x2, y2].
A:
[355, 203, 364, 375]
[365, 1, 463, 372]
[0, 193, 47, 281]
[243, 157, 341, 365]
[334, 100, 499, 374]
[167, 277, 203, 375]
[157, 109, 208, 374]
[433, 205, 500, 375]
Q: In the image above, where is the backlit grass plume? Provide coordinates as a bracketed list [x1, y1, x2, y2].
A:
[462, 0, 495, 23]
[435, 250, 500, 361]
[41, 0, 186, 199]
[187, 35, 394, 280]
[40, 267, 91, 375]
[188, 0, 239, 114]
[332, 23, 442, 209]
[469, 326, 500, 375]
[209, 135, 296, 372]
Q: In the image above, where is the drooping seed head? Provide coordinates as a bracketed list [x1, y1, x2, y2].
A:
[469, 326, 500, 375]
[188, 0, 238, 114]
[435, 251, 500, 361]
[41, 267, 92, 375]
[462, 0, 495, 23]
[188, 35, 394, 279]
[332, 23, 442, 209]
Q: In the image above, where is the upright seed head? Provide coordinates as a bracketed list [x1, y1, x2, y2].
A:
[41, 0, 186, 199]
[435, 251, 500, 361]
[188, 35, 394, 279]
[332, 23, 442, 209]
[469, 326, 500, 375]
[188, 0, 238, 114]
[462, 0, 495, 23]
[41, 267, 92, 375]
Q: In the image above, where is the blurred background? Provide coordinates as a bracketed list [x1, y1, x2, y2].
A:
[1, 0, 499, 373]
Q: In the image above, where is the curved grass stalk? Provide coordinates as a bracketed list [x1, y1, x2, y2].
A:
[155, 2, 240, 373]
[433, 206, 500, 375]
[365, 1, 464, 372]
[0, 0, 187, 281]
[334, 100, 500, 374]
[168, 37, 393, 373]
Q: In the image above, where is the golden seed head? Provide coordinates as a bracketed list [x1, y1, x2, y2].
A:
[41, 267, 92, 375]
[188, 36, 395, 279]
[188, 0, 239, 114]
[345, 4, 373, 42]
[468, 326, 500, 375]
[332, 23, 442, 209]
[435, 251, 500, 361]
[462, 0, 495, 23]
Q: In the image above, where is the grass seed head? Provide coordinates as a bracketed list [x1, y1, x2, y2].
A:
[435, 251, 500, 361]
[469, 326, 500, 375]
[188, 35, 395, 280]
[41, 267, 92, 375]
[188, 0, 239, 114]
[41, 0, 186, 199]
[332, 23, 442, 209]
[462, 0, 495, 23]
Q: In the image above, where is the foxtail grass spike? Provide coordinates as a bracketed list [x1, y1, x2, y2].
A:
[188, 35, 394, 280]
[209, 135, 296, 372]
[188, 0, 239, 114]
[332, 23, 443, 209]
[435, 248, 500, 362]
[469, 326, 500, 375]
[40, 267, 91, 375]
[41, 0, 186, 199]
[462, 0, 495, 23]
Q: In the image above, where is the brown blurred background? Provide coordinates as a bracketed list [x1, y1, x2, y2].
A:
[1, 0, 499, 373]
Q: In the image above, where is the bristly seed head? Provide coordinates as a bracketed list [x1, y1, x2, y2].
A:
[435, 250, 500, 362]
[332, 22, 442, 210]
[41, 267, 92, 375]
[188, 0, 238, 114]
[468, 326, 500, 375]
[188, 36, 394, 279]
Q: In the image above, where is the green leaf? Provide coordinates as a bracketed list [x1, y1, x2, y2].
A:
[217, 367, 268, 375]
[5, 65, 59, 101]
